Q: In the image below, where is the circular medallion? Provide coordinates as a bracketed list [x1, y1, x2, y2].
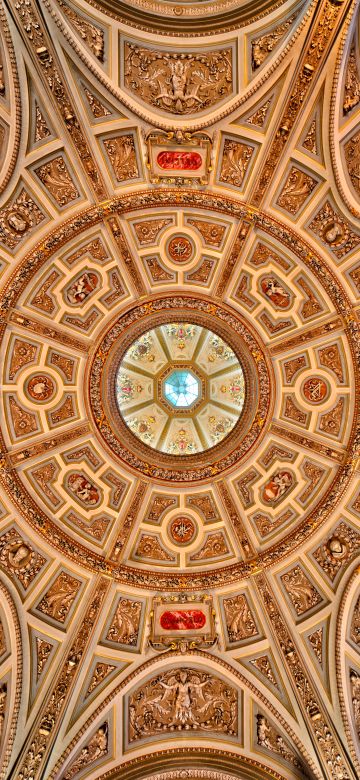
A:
[169, 516, 196, 545]
[89, 296, 271, 482]
[26, 374, 56, 402]
[302, 377, 329, 404]
[327, 536, 348, 559]
[167, 236, 194, 263]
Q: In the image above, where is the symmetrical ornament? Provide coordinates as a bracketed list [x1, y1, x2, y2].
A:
[124, 43, 233, 115]
[223, 594, 259, 644]
[280, 566, 322, 616]
[0, 188, 45, 250]
[149, 595, 216, 650]
[128, 668, 238, 742]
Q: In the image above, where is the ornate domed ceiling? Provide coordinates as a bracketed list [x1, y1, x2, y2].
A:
[0, 1, 359, 780]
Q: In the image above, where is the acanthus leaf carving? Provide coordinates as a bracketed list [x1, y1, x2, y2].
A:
[128, 668, 238, 742]
[124, 43, 233, 115]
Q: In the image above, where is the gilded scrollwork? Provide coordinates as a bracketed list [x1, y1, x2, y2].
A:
[124, 43, 233, 115]
[128, 668, 238, 742]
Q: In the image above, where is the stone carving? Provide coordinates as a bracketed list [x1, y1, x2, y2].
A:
[170, 517, 195, 545]
[13, 0, 106, 199]
[111, 481, 147, 561]
[190, 531, 229, 560]
[106, 598, 142, 646]
[30, 269, 61, 314]
[256, 714, 302, 768]
[281, 566, 322, 615]
[0, 619, 5, 658]
[283, 355, 307, 383]
[309, 200, 360, 259]
[343, 44, 360, 114]
[351, 596, 360, 645]
[302, 119, 318, 155]
[308, 628, 323, 666]
[27, 374, 55, 402]
[0, 528, 46, 590]
[344, 131, 360, 197]
[283, 395, 308, 425]
[219, 139, 253, 187]
[83, 87, 111, 117]
[262, 470, 294, 505]
[247, 98, 272, 127]
[186, 259, 215, 285]
[63, 723, 108, 780]
[0, 188, 45, 250]
[299, 461, 326, 505]
[103, 135, 139, 182]
[36, 638, 53, 680]
[124, 43, 233, 114]
[349, 670, 360, 738]
[135, 534, 174, 561]
[223, 594, 258, 642]
[186, 493, 218, 522]
[66, 473, 101, 507]
[145, 495, 178, 523]
[36, 572, 81, 623]
[313, 522, 360, 582]
[35, 103, 51, 141]
[251, 13, 298, 69]
[187, 219, 226, 247]
[35, 156, 79, 206]
[250, 655, 278, 686]
[31, 462, 60, 507]
[128, 668, 237, 741]
[8, 339, 38, 380]
[0, 682, 7, 743]
[302, 377, 328, 403]
[8, 395, 38, 438]
[277, 167, 317, 214]
[167, 236, 194, 263]
[319, 397, 344, 437]
[145, 256, 175, 283]
[16, 579, 109, 780]
[318, 343, 343, 381]
[251, 0, 345, 207]
[86, 663, 116, 697]
[58, 0, 104, 61]
[134, 218, 172, 245]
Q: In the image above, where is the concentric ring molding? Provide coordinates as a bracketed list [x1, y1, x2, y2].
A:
[88, 296, 271, 482]
[0, 189, 359, 589]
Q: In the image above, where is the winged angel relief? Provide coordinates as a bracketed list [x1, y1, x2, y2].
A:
[128, 668, 237, 741]
[124, 44, 233, 115]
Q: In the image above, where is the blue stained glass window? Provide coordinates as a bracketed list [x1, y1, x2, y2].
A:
[164, 370, 199, 408]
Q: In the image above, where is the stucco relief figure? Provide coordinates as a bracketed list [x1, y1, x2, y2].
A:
[27, 374, 55, 402]
[7, 211, 28, 233]
[67, 474, 100, 506]
[65, 272, 98, 305]
[8, 542, 32, 568]
[262, 470, 293, 505]
[128, 668, 237, 741]
[260, 276, 291, 308]
[124, 45, 232, 115]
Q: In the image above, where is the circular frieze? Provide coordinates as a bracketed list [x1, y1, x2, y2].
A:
[115, 322, 245, 455]
[88, 296, 272, 482]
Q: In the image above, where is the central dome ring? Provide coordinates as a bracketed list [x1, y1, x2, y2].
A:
[87, 295, 273, 483]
